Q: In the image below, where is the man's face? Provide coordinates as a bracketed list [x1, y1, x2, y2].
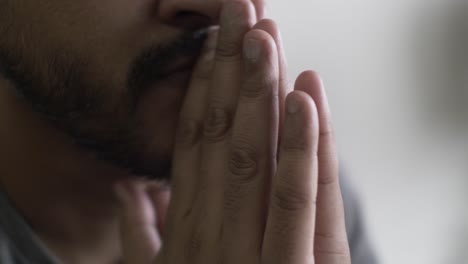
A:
[0, 0, 262, 179]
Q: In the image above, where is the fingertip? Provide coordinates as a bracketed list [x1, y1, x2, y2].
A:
[295, 70, 331, 118]
[286, 91, 319, 121]
[243, 29, 278, 62]
[289, 90, 319, 131]
[243, 28, 275, 47]
[283, 91, 319, 153]
[295, 70, 322, 90]
[253, 19, 278, 34]
[244, 27, 276, 41]
[254, 0, 267, 20]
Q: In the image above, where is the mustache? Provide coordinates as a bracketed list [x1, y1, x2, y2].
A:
[127, 29, 209, 107]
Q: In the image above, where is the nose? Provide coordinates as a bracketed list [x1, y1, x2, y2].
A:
[157, 0, 265, 30]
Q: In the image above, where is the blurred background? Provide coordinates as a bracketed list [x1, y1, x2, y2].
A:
[267, 0, 467, 263]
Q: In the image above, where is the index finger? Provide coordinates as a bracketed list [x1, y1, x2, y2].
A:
[208, 0, 256, 111]
[115, 181, 162, 264]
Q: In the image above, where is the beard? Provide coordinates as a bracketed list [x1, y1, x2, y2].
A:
[0, 29, 207, 180]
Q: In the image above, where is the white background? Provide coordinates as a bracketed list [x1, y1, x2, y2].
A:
[267, 0, 468, 263]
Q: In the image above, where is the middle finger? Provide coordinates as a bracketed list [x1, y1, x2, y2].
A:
[184, 1, 257, 263]
[222, 29, 279, 264]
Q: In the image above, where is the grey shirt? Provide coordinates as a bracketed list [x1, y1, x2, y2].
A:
[0, 175, 378, 264]
[0, 190, 59, 264]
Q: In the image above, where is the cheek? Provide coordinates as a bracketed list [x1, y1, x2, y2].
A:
[6, 1, 132, 94]
[22, 0, 159, 87]
[133, 71, 192, 154]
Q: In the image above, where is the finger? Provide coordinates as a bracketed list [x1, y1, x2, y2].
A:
[146, 182, 171, 238]
[196, 0, 256, 208]
[253, 19, 291, 145]
[262, 91, 319, 264]
[222, 29, 279, 263]
[252, 0, 266, 20]
[179, 1, 257, 262]
[115, 181, 161, 264]
[171, 29, 218, 201]
[209, 0, 256, 113]
[162, 30, 218, 262]
[294, 71, 351, 263]
[167, 28, 218, 228]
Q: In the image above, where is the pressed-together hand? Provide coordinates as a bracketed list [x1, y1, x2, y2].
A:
[114, 1, 351, 263]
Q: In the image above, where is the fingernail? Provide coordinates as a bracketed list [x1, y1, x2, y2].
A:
[283, 94, 304, 149]
[244, 38, 261, 61]
[287, 95, 300, 114]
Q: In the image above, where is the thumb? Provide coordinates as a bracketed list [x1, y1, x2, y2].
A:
[114, 180, 162, 264]
[146, 183, 171, 239]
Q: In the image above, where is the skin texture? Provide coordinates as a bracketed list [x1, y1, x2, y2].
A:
[0, 0, 350, 263]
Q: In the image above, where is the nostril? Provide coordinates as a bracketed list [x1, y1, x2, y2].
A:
[171, 11, 213, 30]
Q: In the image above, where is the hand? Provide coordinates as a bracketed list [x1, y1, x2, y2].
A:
[114, 1, 351, 263]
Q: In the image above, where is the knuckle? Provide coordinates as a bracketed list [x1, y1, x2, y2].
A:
[215, 38, 240, 60]
[320, 124, 335, 141]
[223, 183, 245, 218]
[176, 118, 202, 148]
[215, 14, 249, 61]
[223, 142, 258, 216]
[314, 230, 340, 241]
[268, 216, 298, 240]
[191, 66, 211, 82]
[279, 72, 290, 89]
[272, 179, 314, 213]
[281, 134, 309, 153]
[318, 170, 338, 185]
[203, 107, 231, 143]
[268, 224, 300, 258]
[185, 228, 203, 259]
[241, 72, 278, 99]
[314, 236, 351, 260]
[228, 140, 258, 182]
